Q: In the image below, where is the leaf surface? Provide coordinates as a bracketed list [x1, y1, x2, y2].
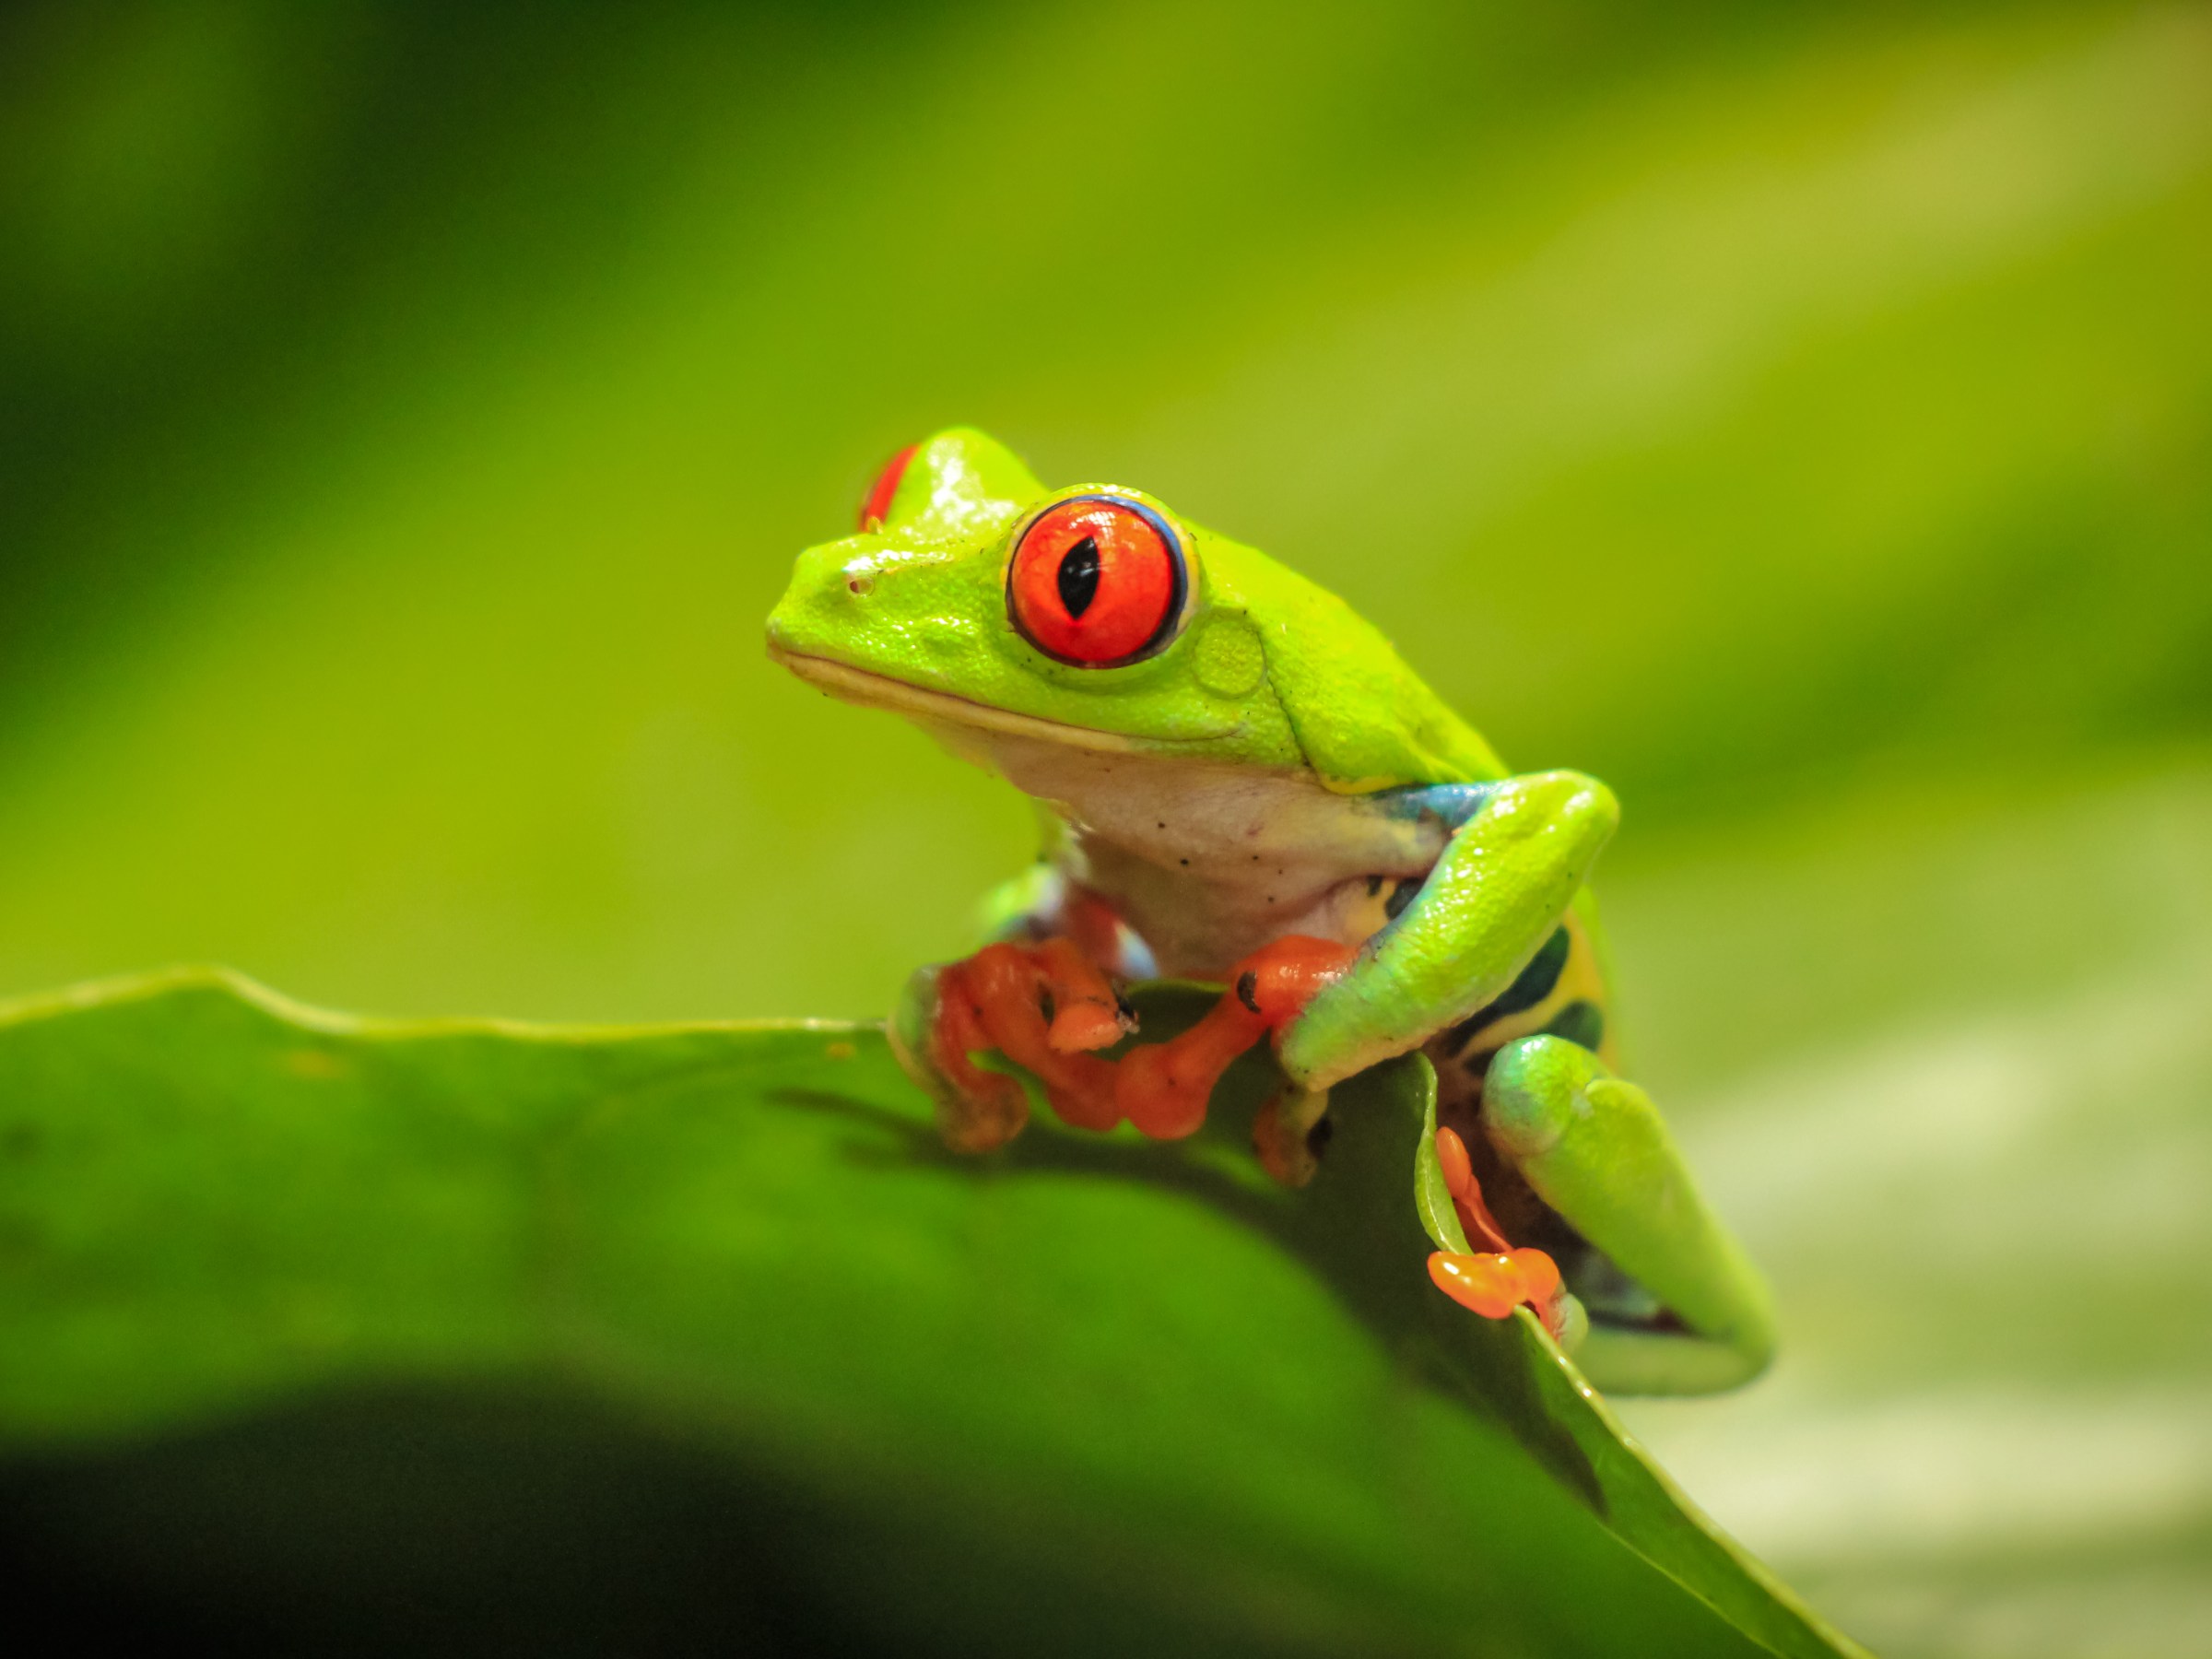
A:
[0, 970, 1859, 1656]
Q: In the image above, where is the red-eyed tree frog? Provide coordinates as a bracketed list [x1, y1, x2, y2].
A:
[767, 429, 1775, 1395]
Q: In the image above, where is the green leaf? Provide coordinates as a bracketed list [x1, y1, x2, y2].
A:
[0, 968, 1860, 1656]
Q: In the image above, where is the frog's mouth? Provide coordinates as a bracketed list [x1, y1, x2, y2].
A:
[771, 648, 1147, 752]
[771, 647, 1242, 754]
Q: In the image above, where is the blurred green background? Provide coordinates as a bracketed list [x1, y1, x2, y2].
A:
[2, 1, 2207, 1653]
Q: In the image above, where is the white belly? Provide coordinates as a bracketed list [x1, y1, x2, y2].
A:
[932, 721, 1447, 978]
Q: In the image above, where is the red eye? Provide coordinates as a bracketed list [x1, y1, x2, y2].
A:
[857, 443, 918, 532]
[1007, 496, 1187, 666]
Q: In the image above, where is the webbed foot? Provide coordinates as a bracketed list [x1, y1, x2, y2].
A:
[889, 937, 1135, 1151]
[1425, 1124, 1571, 1337]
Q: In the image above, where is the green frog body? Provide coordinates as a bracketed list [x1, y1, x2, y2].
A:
[768, 429, 1773, 1394]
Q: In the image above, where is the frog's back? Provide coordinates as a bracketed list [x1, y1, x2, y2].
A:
[1199, 532, 1508, 793]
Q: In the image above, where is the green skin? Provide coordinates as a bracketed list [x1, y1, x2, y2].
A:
[767, 429, 1774, 1395]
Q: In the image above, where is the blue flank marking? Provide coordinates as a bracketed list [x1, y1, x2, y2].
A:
[1354, 782, 1499, 950]
[1119, 931, 1159, 981]
[1361, 782, 1497, 830]
[1018, 862, 1159, 979]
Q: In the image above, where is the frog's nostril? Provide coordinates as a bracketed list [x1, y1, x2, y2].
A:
[842, 561, 876, 597]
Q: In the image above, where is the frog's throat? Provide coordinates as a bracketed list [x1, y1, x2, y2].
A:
[771, 648, 1235, 753]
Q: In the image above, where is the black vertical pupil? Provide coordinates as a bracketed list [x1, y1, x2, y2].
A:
[1056, 535, 1102, 618]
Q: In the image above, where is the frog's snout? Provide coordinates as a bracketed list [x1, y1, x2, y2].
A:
[765, 538, 863, 659]
[769, 526, 1003, 713]
[770, 534, 970, 681]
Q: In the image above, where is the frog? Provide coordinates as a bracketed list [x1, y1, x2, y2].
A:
[766, 428, 1775, 1395]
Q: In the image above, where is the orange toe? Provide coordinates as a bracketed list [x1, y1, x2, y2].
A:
[1427, 1246, 1566, 1331]
[1428, 1251, 1525, 1319]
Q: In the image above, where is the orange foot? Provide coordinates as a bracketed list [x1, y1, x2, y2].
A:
[1427, 1124, 1567, 1337]
[1112, 935, 1358, 1142]
[929, 936, 1135, 1149]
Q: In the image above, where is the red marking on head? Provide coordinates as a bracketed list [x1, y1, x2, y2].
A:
[857, 443, 918, 533]
[1008, 496, 1184, 666]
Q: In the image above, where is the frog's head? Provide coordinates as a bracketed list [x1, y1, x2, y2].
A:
[765, 429, 1501, 788]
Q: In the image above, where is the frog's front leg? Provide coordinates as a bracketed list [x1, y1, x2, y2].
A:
[1112, 935, 1358, 1150]
[888, 875, 1140, 1152]
[1277, 771, 1619, 1090]
[1110, 772, 1618, 1176]
[1483, 1036, 1776, 1394]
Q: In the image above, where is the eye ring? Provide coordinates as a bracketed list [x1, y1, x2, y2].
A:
[1005, 494, 1191, 669]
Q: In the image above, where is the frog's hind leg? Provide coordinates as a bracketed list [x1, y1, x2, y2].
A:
[1477, 1035, 1777, 1395]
